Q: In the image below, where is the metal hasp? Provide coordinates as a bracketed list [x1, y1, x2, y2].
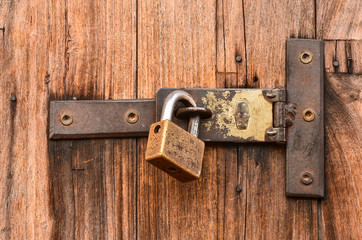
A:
[286, 39, 324, 198]
[49, 89, 285, 142]
[48, 38, 325, 198]
[156, 88, 285, 142]
[49, 100, 155, 139]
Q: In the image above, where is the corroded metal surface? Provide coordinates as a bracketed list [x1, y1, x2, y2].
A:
[49, 100, 155, 139]
[286, 39, 324, 198]
[175, 107, 212, 119]
[157, 88, 274, 142]
[145, 120, 205, 182]
[50, 88, 281, 142]
[234, 101, 250, 130]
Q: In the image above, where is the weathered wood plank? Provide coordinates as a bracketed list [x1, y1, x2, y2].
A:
[137, 0, 217, 98]
[0, 1, 54, 239]
[216, 1, 247, 239]
[242, 0, 318, 238]
[317, 0, 362, 40]
[137, 0, 218, 239]
[48, 0, 137, 239]
[1, 0, 361, 239]
[216, 145, 247, 239]
[216, 0, 247, 88]
[243, 0, 315, 88]
[324, 40, 362, 73]
[319, 40, 362, 239]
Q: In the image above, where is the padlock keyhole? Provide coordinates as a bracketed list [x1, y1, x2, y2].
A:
[166, 167, 180, 174]
[154, 125, 161, 133]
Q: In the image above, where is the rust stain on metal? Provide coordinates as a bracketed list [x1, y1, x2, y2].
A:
[52, 88, 281, 143]
[302, 108, 315, 122]
[201, 90, 273, 141]
[286, 39, 324, 198]
[235, 101, 250, 130]
[49, 100, 155, 139]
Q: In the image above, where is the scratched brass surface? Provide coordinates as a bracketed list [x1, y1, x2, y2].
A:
[157, 89, 273, 142]
[145, 120, 205, 182]
[201, 90, 272, 141]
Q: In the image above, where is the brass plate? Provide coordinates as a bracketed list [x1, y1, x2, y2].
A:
[156, 88, 273, 142]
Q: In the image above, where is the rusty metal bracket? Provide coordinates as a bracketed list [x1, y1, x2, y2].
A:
[286, 39, 324, 198]
[49, 100, 155, 139]
[156, 88, 285, 142]
[50, 88, 284, 142]
[48, 39, 324, 198]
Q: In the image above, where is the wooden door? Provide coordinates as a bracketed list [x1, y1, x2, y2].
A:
[0, 0, 361, 239]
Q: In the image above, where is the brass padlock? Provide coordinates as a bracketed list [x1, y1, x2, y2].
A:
[145, 90, 205, 182]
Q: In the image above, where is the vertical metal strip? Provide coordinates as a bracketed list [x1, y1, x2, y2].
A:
[286, 39, 324, 198]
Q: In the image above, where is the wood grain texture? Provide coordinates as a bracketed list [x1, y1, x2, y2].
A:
[319, 41, 362, 240]
[0, 0, 361, 239]
[0, 1, 54, 239]
[317, 0, 362, 40]
[242, 0, 318, 238]
[243, 0, 315, 88]
[137, 0, 218, 238]
[216, 1, 247, 239]
[216, 0, 247, 88]
[48, 0, 137, 239]
[324, 40, 362, 73]
[216, 145, 247, 239]
[137, 0, 217, 98]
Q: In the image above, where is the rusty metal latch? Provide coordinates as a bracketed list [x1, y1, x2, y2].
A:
[49, 39, 324, 198]
[50, 88, 287, 143]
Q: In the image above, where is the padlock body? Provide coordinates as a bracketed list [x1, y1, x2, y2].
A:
[145, 120, 205, 182]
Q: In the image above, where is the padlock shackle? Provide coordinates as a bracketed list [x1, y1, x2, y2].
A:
[160, 90, 200, 137]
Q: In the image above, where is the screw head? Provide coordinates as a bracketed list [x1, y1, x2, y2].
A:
[126, 111, 139, 124]
[301, 172, 314, 185]
[303, 108, 315, 122]
[333, 60, 339, 67]
[235, 185, 242, 193]
[60, 113, 73, 126]
[267, 128, 277, 136]
[10, 95, 17, 102]
[235, 55, 242, 62]
[266, 92, 276, 99]
[300, 51, 313, 64]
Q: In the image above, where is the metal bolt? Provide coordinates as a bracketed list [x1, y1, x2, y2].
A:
[347, 57, 352, 72]
[72, 96, 77, 101]
[300, 51, 313, 64]
[301, 172, 314, 185]
[235, 185, 242, 193]
[267, 128, 277, 136]
[10, 95, 17, 102]
[60, 113, 73, 126]
[235, 55, 242, 62]
[303, 108, 315, 122]
[266, 92, 276, 99]
[126, 111, 139, 124]
[332, 60, 339, 67]
[285, 118, 293, 126]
